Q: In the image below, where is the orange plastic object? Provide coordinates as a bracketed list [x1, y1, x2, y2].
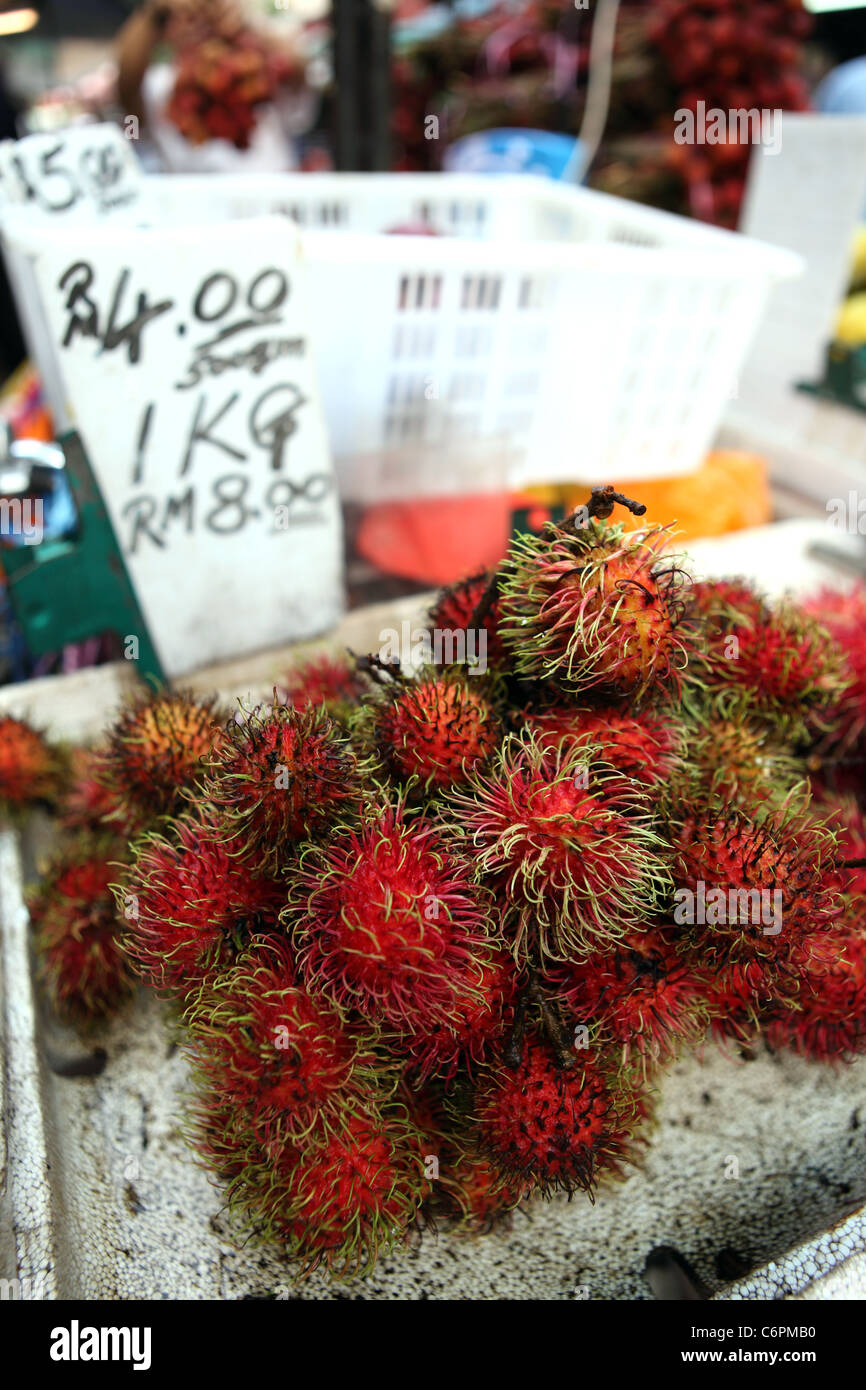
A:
[356, 492, 513, 586]
[559, 450, 771, 543]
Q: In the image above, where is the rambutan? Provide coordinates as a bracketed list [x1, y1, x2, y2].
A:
[803, 582, 866, 758]
[671, 798, 841, 1003]
[691, 589, 849, 741]
[364, 667, 502, 792]
[204, 697, 366, 868]
[97, 689, 222, 823]
[118, 812, 285, 998]
[427, 570, 506, 670]
[497, 519, 688, 700]
[526, 705, 682, 791]
[186, 936, 387, 1141]
[447, 732, 672, 960]
[470, 1030, 639, 1197]
[763, 908, 866, 1061]
[197, 1104, 428, 1276]
[286, 800, 500, 1034]
[679, 696, 803, 806]
[0, 714, 61, 813]
[282, 651, 365, 717]
[278, 1110, 429, 1274]
[60, 745, 127, 833]
[29, 837, 134, 1021]
[441, 1151, 529, 1233]
[545, 926, 710, 1069]
[396, 947, 519, 1082]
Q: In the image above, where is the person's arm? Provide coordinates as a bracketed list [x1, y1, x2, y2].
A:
[116, 2, 172, 124]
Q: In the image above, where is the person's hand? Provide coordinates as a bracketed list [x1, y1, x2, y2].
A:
[145, 0, 244, 48]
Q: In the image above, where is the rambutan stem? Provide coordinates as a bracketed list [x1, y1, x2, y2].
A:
[559, 485, 647, 536]
[352, 650, 406, 687]
[506, 973, 576, 1070]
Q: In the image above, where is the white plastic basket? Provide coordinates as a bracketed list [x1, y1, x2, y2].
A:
[5, 172, 802, 494]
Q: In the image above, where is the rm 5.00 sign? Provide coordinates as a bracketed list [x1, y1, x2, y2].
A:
[0, 124, 142, 218]
[24, 215, 343, 677]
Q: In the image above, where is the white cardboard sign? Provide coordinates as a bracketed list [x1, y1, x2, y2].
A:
[0, 124, 142, 219]
[15, 214, 343, 676]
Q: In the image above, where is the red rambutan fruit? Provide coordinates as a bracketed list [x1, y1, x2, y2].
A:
[198, 1104, 428, 1276]
[0, 714, 61, 813]
[277, 1110, 429, 1274]
[204, 697, 366, 869]
[186, 936, 387, 1141]
[427, 570, 506, 670]
[97, 689, 222, 823]
[447, 732, 672, 960]
[470, 1030, 639, 1197]
[366, 668, 501, 792]
[286, 800, 500, 1034]
[545, 926, 710, 1069]
[282, 652, 365, 716]
[29, 837, 134, 1021]
[442, 1151, 529, 1232]
[763, 908, 866, 1061]
[60, 745, 128, 833]
[803, 582, 866, 758]
[497, 519, 688, 700]
[526, 705, 682, 791]
[119, 812, 285, 998]
[691, 588, 849, 741]
[396, 947, 519, 1082]
[671, 798, 841, 1003]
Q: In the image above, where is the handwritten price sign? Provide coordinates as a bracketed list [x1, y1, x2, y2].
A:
[0, 125, 142, 218]
[21, 215, 343, 676]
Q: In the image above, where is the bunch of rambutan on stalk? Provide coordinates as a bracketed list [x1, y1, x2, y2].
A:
[166, 22, 298, 150]
[9, 486, 866, 1280]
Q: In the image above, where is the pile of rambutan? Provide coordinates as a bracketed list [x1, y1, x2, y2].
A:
[166, 21, 299, 150]
[9, 487, 866, 1281]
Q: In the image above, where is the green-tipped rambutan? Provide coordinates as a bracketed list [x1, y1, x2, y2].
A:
[545, 926, 710, 1069]
[286, 800, 500, 1034]
[363, 667, 502, 792]
[0, 714, 62, 814]
[679, 696, 803, 806]
[470, 1030, 640, 1197]
[97, 689, 222, 823]
[447, 732, 672, 960]
[29, 836, 134, 1020]
[497, 519, 688, 700]
[204, 697, 366, 868]
[186, 936, 387, 1141]
[119, 812, 285, 998]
